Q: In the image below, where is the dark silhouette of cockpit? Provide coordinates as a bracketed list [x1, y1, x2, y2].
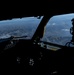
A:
[0, 0, 74, 75]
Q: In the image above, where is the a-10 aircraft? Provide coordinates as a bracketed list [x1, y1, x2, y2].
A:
[0, 0, 74, 75]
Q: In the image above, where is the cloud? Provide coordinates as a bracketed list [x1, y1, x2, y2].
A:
[62, 29, 69, 31]
[52, 23, 56, 26]
[0, 34, 10, 39]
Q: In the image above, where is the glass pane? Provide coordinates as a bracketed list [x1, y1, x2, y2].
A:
[41, 14, 74, 46]
[0, 17, 42, 39]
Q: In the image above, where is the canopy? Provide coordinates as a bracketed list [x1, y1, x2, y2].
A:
[0, 0, 74, 20]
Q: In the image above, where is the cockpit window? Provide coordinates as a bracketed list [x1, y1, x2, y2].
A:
[41, 14, 74, 46]
[0, 14, 74, 46]
[0, 17, 42, 39]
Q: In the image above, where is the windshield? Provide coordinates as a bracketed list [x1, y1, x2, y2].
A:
[0, 14, 74, 46]
[0, 17, 42, 39]
[41, 14, 74, 46]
